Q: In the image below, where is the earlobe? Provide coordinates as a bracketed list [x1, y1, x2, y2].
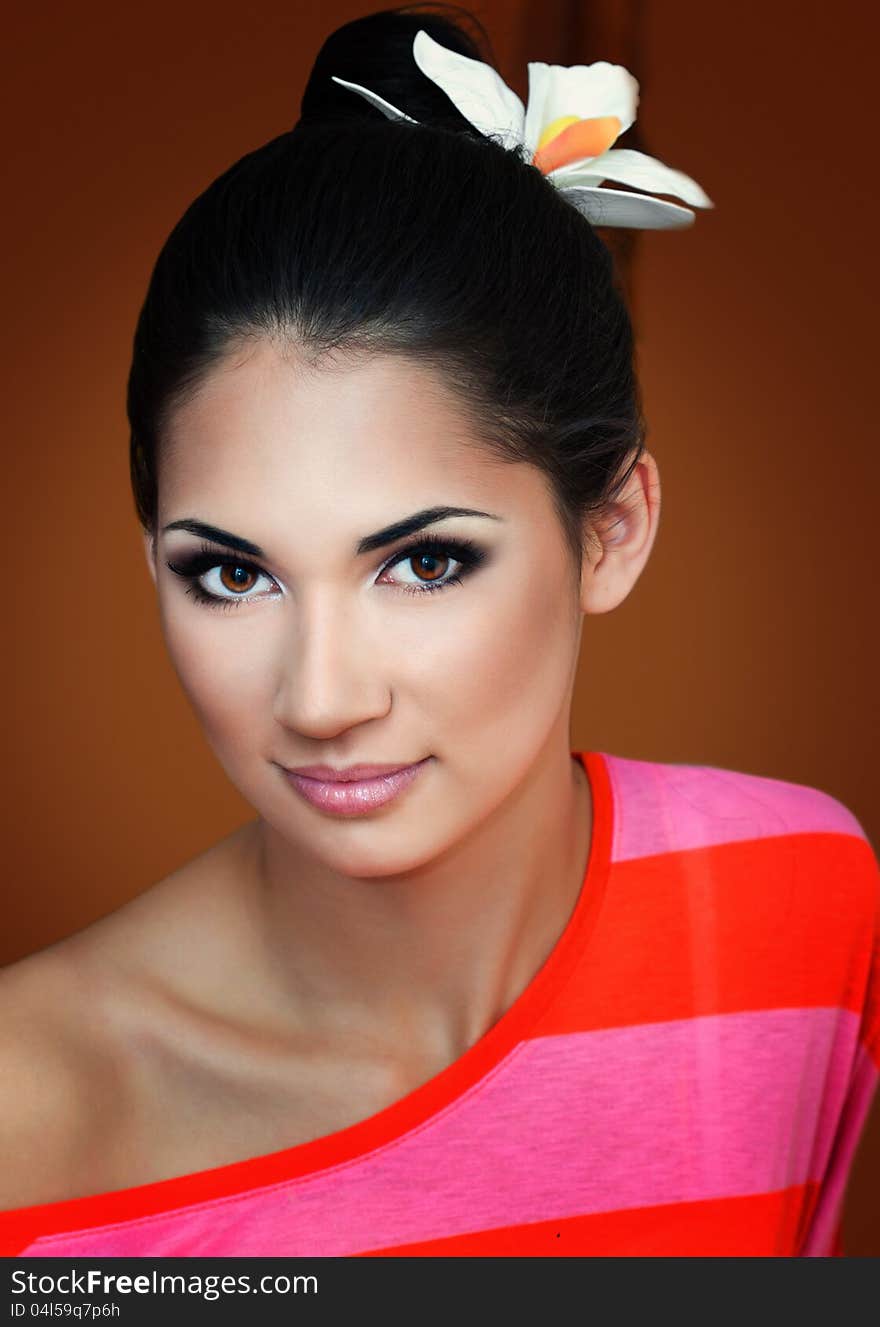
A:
[578, 503, 637, 615]
[577, 451, 661, 616]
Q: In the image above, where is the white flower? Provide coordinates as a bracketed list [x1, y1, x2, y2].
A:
[331, 29, 714, 230]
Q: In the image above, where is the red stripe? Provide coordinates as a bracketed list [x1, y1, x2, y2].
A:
[534, 831, 877, 1041]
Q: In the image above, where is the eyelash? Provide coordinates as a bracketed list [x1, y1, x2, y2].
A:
[164, 536, 486, 612]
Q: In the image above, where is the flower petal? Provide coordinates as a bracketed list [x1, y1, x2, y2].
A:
[411, 28, 525, 150]
[524, 61, 638, 155]
[330, 75, 417, 124]
[558, 185, 698, 230]
[550, 147, 713, 208]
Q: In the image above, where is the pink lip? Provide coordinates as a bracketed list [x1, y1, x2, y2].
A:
[281, 759, 431, 816]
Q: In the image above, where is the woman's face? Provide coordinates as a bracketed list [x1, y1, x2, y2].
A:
[147, 337, 587, 877]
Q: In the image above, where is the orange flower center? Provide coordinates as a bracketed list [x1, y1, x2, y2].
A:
[532, 114, 621, 175]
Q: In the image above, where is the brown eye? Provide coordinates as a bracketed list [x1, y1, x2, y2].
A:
[380, 538, 476, 595]
[218, 564, 258, 594]
[410, 552, 449, 582]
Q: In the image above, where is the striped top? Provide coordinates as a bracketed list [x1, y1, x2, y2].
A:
[3, 750, 878, 1257]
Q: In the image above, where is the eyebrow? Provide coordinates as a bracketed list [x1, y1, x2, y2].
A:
[161, 507, 503, 559]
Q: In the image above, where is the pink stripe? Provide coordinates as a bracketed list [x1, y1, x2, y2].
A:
[604, 755, 867, 862]
[20, 1006, 865, 1257]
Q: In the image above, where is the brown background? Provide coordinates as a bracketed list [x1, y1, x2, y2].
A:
[3, 1, 878, 1251]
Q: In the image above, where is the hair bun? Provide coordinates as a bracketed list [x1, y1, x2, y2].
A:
[297, 5, 495, 133]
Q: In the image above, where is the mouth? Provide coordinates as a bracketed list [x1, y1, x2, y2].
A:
[280, 758, 432, 816]
[286, 761, 421, 782]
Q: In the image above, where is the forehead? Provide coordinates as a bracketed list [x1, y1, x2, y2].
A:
[156, 339, 554, 546]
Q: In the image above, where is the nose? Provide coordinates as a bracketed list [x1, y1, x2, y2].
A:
[272, 589, 391, 739]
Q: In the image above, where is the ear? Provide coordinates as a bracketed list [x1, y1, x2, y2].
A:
[142, 529, 159, 588]
[578, 450, 661, 615]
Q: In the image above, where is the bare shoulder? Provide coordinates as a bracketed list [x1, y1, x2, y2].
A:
[0, 943, 126, 1211]
[0, 820, 260, 1210]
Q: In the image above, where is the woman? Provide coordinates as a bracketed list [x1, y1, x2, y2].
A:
[1, 5, 877, 1257]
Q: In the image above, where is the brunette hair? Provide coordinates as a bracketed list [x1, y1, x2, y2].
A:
[128, 3, 646, 580]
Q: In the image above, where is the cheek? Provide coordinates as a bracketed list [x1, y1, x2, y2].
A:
[404, 562, 578, 740]
[158, 599, 271, 747]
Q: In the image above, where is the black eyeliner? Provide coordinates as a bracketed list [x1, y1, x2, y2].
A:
[164, 533, 488, 608]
